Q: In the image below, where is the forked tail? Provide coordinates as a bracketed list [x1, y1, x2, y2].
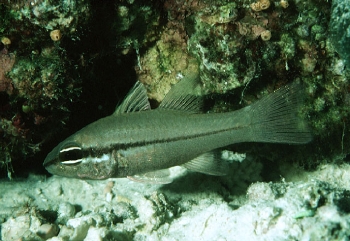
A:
[243, 82, 312, 144]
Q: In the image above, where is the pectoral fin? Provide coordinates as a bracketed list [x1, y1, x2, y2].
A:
[127, 166, 187, 184]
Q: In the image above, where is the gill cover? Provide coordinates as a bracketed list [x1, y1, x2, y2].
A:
[44, 138, 117, 179]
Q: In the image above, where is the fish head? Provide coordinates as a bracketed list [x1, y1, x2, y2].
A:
[43, 135, 116, 179]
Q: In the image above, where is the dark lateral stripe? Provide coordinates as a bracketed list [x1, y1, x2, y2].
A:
[81, 125, 246, 158]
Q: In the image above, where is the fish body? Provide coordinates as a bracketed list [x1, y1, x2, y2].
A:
[44, 80, 311, 182]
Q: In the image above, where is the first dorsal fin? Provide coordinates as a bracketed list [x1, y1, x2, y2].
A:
[158, 73, 203, 113]
[114, 72, 203, 114]
[114, 81, 151, 115]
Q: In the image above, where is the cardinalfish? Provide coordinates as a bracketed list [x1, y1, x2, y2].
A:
[44, 78, 311, 184]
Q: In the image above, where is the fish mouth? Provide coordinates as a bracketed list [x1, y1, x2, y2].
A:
[43, 153, 54, 167]
[43, 157, 50, 167]
[44, 163, 55, 174]
[43, 147, 59, 173]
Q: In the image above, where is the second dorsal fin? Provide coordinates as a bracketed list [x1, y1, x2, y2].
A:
[158, 73, 203, 113]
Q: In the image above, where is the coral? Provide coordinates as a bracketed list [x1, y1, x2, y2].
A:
[199, 3, 238, 25]
[236, 22, 269, 40]
[0, 1, 89, 57]
[186, 1, 277, 94]
[9, 0, 90, 31]
[301, 54, 317, 73]
[251, 0, 271, 12]
[1, 37, 11, 46]
[278, 34, 296, 59]
[280, 0, 289, 9]
[0, 0, 104, 173]
[0, 44, 81, 177]
[260, 29, 271, 41]
[50, 29, 62, 41]
[113, 2, 162, 54]
[0, 48, 15, 95]
[136, 26, 199, 102]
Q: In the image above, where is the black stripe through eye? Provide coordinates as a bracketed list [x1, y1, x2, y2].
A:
[59, 145, 83, 163]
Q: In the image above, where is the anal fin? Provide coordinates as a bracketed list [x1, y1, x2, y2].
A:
[182, 151, 229, 176]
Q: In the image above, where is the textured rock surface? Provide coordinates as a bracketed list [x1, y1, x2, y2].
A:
[1, 164, 350, 240]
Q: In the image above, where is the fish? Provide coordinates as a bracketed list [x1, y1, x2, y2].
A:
[43, 78, 311, 183]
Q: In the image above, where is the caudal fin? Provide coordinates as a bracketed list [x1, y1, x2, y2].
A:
[244, 82, 312, 144]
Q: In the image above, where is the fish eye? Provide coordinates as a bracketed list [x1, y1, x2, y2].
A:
[59, 143, 83, 165]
